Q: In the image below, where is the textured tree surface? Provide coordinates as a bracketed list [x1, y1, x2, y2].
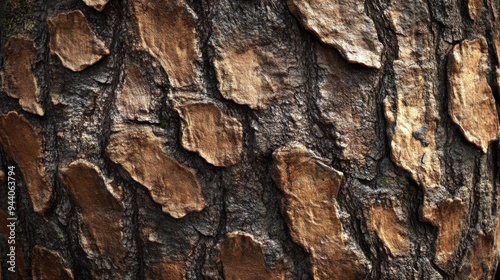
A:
[1, 0, 500, 279]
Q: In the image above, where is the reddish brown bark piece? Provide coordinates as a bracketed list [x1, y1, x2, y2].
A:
[0, 111, 51, 215]
[287, 0, 382, 68]
[2, 35, 43, 116]
[448, 37, 499, 153]
[59, 160, 126, 264]
[130, 0, 200, 88]
[174, 101, 243, 167]
[146, 262, 186, 280]
[220, 232, 285, 280]
[368, 203, 410, 257]
[106, 124, 205, 218]
[82, 0, 110, 11]
[273, 143, 368, 280]
[32, 246, 74, 280]
[422, 199, 467, 272]
[48, 10, 109, 72]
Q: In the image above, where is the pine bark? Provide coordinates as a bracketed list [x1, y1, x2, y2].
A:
[1, 0, 500, 279]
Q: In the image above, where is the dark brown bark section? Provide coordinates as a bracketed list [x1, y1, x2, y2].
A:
[0, 0, 499, 279]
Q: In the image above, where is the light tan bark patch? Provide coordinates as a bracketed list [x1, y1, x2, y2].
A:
[384, 2, 441, 189]
[82, 0, 110, 12]
[214, 48, 279, 110]
[272, 143, 368, 279]
[106, 125, 205, 218]
[448, 37, 499, 153]
[174, 101, 243, 167]
[2, 35, 43, 116]
[368, 203, 410, 257]
[467, 0, 483, 20]
[130, 0, 200, 88]
[48, 10, 109, 72]
[287, 0, 383, 68]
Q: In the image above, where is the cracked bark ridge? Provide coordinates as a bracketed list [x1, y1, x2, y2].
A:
[82, 0, 110, 12]
[130, 0, 201, 88]
[422, 198, 467, 273]
[116, 62, 158, 123]
[2, 35, 44, 116]
[48, 10, 110, 72]
[367, 203, 410, 257]
[220, 232, 285, 280]
[173, 98, 243, 167]
[448, 37, 499, 154]
[287, 0, 383, 69]
[106, 124, 205, 218]
[384, 1, 441, 189]
[0, 111, 52, 215]
[59, 160, 126, 269]
[32, 246, 74, 280]
[272, 143, 369, 280]
[146, 262, 186, 280]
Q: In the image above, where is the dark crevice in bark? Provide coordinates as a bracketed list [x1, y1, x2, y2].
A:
[95, 1, 126, 163]
[454, 155, 485, 276]
[186, 236, 210, 279]
[414, 185, 449, 280]
[214, 174, 228, 278]
[63, 198, 92, 280]
[492, 142, 500, 226]
[129, 181, 143, 280]
[277, 1, 319, 276]
[484, 2, 500, 125]
[459, 0, 476, 38]
[430, 259, 450, 279]
[367, 0, 399, 186]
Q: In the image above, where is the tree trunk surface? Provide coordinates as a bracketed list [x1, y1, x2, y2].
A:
[1, 0, 500, 279]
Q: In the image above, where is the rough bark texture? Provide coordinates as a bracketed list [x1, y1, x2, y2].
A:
[1, 0, 500, 279]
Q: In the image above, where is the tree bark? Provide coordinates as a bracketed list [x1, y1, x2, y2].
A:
[1, 0, 500, 279]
